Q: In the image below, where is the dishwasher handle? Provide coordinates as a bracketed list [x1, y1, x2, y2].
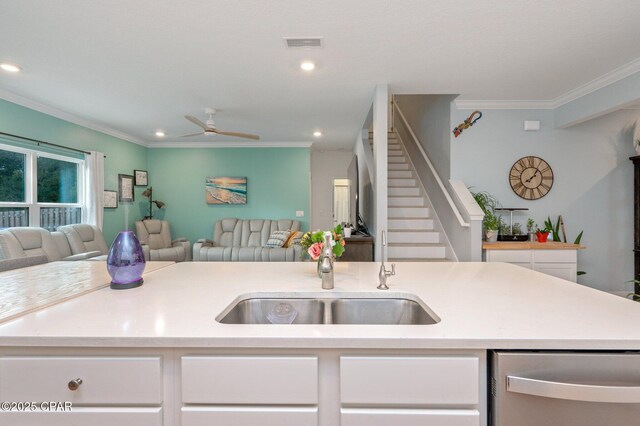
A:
[507, 375, 640, 403]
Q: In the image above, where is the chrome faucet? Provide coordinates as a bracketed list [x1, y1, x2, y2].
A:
[319, 232, 334, 290]
[378, 230, 395, 290]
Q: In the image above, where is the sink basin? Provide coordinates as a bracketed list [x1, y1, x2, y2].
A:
[330, 298, 438, 325]
[217, 293, 440, 325]
[218, 298, 325, 324]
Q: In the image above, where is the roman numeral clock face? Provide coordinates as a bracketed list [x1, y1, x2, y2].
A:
[509, 156, 553, 200]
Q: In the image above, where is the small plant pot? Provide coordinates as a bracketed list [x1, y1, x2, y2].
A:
[536, 231, 549, 243]
[528, 233, 537, 242]
[344, 227, 352, 238]
[485, 229, 499, 243]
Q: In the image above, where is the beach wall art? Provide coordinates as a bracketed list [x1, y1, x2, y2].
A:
[205, 176, 247, 205]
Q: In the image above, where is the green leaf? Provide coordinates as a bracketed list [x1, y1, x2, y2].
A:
[574, 230, 584, 245]
[333, 243, 345, 257]
[576, 271, 586, 276]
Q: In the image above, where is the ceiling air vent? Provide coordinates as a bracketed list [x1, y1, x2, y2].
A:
[284, 37, 323, 48]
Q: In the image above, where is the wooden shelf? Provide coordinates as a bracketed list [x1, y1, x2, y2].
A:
[482, 241, 586, 250]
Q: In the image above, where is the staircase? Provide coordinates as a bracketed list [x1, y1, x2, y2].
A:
[373, 131, 447, 261]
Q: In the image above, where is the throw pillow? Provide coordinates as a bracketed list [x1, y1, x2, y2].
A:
[283, 231, 302, 248]
[265, 230, 291, 248]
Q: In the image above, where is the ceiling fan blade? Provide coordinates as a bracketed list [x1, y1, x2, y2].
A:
[179, 132, 204, 137]
[213, 129, 260, 140]
[184, 115, 209, 130]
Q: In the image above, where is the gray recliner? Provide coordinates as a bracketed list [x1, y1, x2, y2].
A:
[135, 220, 191, 262]
[0, 227, 63, 261]
[57, 224, 109, 260]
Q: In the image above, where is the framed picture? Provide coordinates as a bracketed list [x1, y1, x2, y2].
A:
[118, 174, 134, 202]
[205, 176, 247, 205]
[103, 190, 118, 209]
[134, 169, 148, 186]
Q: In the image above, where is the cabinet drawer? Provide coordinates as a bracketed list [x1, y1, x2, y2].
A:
[341, 408, 480, 426]
[340, 356, 479, 405]
[181, 356, 318, 404]
[0, 407, 162, 426]
[485, 250, 530, 263]
[182, 406, 317, 426]
[0, 356, 162, 404]
[533, 250, 576, 263]
[533, 263, 576, 281]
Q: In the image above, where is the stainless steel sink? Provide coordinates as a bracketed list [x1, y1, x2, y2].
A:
[217, 294, 440, 325]
[218, 298, 325, 324]
[330, 298, 438, 325]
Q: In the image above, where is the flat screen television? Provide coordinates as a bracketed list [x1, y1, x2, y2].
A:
[347, 154, 369, 236]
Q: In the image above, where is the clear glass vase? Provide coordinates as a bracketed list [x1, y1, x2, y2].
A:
[107, 230, 146, 289]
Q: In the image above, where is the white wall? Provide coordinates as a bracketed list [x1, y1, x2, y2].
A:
[451, 106, 640, 292]
[396, 95, 457, 180]
[310, 149, 353, 230]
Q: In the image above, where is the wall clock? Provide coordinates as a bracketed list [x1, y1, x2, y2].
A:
[509, 156, 553, 200]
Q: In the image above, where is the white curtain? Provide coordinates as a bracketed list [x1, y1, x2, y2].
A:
[84, 151, 105, 229]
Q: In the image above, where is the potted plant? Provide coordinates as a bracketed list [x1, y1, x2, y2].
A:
[483, 212, 501, 243]
[342, 222, 353, 238]
[471, 190, 502, 242]
[527, 218, 537, 241]
[535, 224, 551, 243]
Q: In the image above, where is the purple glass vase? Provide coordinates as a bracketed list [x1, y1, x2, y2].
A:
[107, 230, 146, 289]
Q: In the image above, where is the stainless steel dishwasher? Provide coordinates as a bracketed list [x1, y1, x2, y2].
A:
[490, 351, 640, 426]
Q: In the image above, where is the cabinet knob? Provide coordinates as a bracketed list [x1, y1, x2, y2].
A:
[67, 378, 83, 391]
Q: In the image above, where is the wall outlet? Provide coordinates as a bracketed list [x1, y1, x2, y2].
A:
[524, 120, 541, 131]
[296, 210, 304, 217]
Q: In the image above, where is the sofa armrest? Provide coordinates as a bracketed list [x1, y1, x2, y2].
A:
[197, 238, 214, 246]
[172, 239, 192, 261]
[62, 250, 104, 261]
[141, 244, 150, 261]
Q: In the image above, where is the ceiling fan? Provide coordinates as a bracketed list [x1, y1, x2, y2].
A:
[181, 108, 260, 140]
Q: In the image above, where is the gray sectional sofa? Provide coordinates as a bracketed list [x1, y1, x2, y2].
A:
[0, 225, 109, 270]
[193, 218, 302, 261]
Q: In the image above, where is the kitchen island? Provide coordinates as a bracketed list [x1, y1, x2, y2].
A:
[0, 261, 639, 426]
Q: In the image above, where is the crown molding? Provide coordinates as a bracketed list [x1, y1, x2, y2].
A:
[454, 99, 554, 110]
[148, 140, 313, 148]
[0, 88, 148, 147]
[455, 57, 640, 111]
[552, 57, 640, 108]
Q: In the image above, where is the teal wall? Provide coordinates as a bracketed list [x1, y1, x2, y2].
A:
[0, 99, 148, 244]
[146, 148, 310, 243]
[0, 100, 312, 246]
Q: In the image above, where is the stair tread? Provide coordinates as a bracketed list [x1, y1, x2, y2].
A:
[388, 242, 445, 247]
[388, 216, 432, 220]
[388, 229, 437, 233]
[388, 258, 450, 262]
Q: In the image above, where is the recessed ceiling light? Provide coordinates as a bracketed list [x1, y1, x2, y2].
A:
[0, 63, 21, 73]
[313, 131, 322, 137]
[155, 131, 165, 137]
[300, 61, 315, 71]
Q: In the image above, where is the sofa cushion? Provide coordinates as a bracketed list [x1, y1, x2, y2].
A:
[283, 231, 302, 248]
[265, 230, 291, 248]
[0, 227, 62, 261]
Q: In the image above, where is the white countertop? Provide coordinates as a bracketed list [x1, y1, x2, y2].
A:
[1, 261, 640, 350]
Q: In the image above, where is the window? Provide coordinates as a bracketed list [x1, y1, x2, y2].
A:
[0, 143, 84, 231]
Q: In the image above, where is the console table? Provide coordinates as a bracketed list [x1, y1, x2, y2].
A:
[483, 241, 586, 282]
[340, 235, 374, 261]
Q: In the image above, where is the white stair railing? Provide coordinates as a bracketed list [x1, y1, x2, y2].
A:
[392, 101, 484, 261]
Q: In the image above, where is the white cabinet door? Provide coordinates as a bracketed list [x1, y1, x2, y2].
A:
[0, 356, 162, 404]
[534, 263, 576, 282]
[341, 408, 480, 426]
[181, 356, 318, 404]
[340, 356, 479, 405]
[0, 407, 162, 426]
[182, 406, 318, 426]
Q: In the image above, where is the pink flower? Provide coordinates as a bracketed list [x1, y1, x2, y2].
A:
[308, 242, 323, 260]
